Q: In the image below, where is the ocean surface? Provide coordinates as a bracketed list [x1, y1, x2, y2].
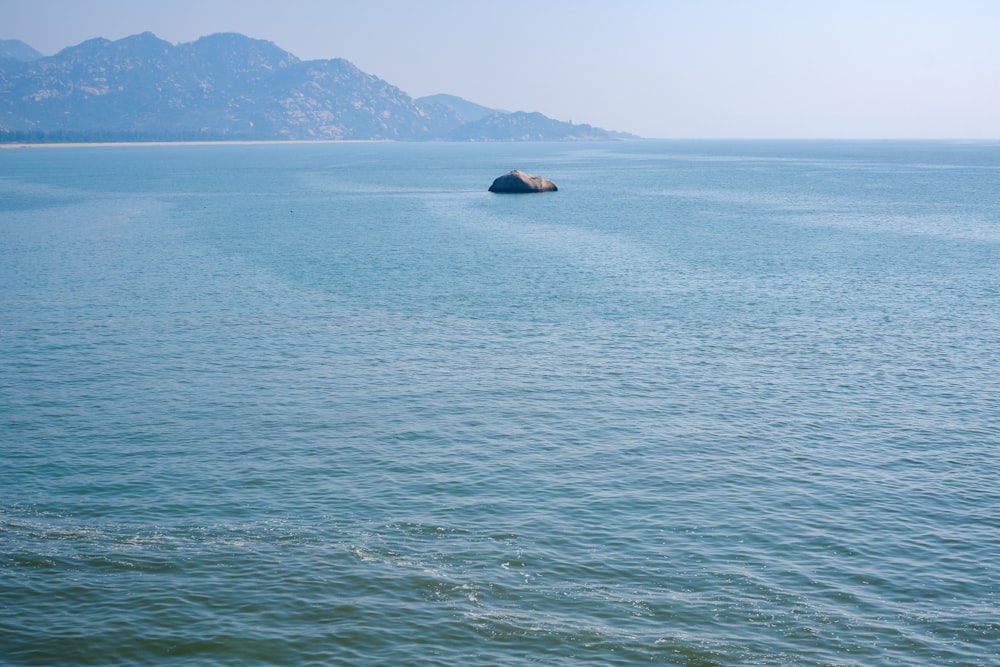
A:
[1, 140, 998, 666]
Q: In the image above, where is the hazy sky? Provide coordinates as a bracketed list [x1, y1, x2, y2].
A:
[5, 0, 1000, 138]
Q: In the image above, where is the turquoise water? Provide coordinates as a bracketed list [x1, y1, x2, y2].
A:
[1, 140, 998, 666]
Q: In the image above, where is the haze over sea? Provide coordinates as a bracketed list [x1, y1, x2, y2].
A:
[1, 140, 997, 666]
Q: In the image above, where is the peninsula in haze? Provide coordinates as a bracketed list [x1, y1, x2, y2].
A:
[0, 32, 637, 144]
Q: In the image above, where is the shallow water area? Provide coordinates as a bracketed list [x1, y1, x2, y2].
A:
[1, 140, 998, 665]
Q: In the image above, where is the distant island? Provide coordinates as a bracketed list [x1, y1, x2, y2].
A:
[0, 33, 637, 144]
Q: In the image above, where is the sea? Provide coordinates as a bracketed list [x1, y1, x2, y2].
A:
[1, 140, 997, 666]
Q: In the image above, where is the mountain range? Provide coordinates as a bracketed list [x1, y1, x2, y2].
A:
[0, 33, 636, 143]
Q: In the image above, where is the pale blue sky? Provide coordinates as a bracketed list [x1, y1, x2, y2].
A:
[5, 0, 999, 138]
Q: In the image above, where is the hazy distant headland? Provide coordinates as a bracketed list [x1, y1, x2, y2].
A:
[0, 33, 637, 144]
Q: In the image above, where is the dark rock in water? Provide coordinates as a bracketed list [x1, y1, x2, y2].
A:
[488, 170, 558, 193]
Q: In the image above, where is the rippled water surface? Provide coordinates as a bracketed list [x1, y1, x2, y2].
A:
[1, 140, 998, 665]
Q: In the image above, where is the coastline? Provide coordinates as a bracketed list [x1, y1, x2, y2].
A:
[0, 139, 389, 149]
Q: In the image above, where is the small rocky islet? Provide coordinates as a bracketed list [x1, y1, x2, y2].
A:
[488, 170, 558, 193]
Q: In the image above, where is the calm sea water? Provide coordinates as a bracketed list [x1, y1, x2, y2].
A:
[1, 140, 998, 666]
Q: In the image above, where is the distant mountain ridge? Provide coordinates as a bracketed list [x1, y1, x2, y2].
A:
[0, 39, 43, 62]
[0, 32, 636, 143]
[416, 94, 505, 124]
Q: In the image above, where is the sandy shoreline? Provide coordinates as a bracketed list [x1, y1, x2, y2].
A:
[0, 139, 388, 149]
